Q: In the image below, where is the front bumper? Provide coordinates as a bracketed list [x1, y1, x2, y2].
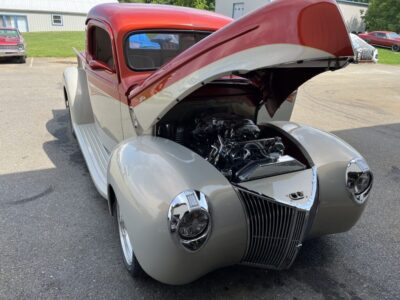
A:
[0, 49, 26, 58]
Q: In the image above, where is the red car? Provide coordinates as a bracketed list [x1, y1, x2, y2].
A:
[358, 31, 400, 52]
[0, 27, 26, 63]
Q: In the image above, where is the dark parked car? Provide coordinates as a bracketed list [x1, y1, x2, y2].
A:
[0, 27, 26, 63]
[358, 31, 400, 52]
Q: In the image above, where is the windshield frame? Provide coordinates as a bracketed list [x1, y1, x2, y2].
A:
[123, 29, 212, 72]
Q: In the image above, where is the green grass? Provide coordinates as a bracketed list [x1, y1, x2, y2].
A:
[377, 48, 400, 65]
[22, 31, 85, 57]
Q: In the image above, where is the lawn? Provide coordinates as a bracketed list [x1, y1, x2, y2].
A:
[22, 31, 85, 57]
[377, 48, 400, 65]
[21, 31, 400, 64]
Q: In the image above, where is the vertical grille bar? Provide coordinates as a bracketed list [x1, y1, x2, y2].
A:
[238, 188, 308, 269]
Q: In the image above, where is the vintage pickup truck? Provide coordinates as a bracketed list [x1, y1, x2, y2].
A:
[63, 0, 373, 285]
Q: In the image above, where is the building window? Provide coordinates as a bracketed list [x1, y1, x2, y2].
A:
[232, 3, 245, 19]
[336, 0, 369, 5]
[52, 14, 63, 26]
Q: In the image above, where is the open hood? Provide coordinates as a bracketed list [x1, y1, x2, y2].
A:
[128, 0, 354, 132]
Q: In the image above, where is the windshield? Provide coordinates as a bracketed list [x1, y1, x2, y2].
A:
[125, 31, 210, 71]
[0, 29, 19, 38]
[387, 32, 400, 39]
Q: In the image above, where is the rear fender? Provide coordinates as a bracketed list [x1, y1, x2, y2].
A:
[63, 66, 94, 125]
[107, 136, 247, 285]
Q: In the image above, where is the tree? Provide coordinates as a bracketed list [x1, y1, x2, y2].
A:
[119, 0, 215, 11]
[362, 0, 400, 32]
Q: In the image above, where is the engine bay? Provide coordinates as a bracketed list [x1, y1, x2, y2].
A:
[155, 82, 312, 182]
[157, 112, 307, 182]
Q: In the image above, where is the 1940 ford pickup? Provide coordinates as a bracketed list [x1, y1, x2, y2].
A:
[63, 0, 373, 285]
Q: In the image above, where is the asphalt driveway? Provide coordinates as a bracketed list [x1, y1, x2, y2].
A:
[0, 58, 399, 299]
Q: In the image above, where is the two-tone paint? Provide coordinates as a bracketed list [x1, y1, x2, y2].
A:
[63, 0, 371, 285]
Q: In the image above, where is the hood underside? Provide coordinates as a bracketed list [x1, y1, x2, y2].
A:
[128, 0, 354, 132]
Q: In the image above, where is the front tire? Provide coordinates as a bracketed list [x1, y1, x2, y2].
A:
[392, 45, 400, 52]
[115, 201, 145, 278]
[18, 56, 26, 63]
[65, 95, 76, 139]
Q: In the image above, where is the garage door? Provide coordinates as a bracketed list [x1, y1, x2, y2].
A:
[0, 15, 28, 32]
[16, 16, 28, 32]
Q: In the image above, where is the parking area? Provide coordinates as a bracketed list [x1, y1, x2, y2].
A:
[0, 58, 399, 299]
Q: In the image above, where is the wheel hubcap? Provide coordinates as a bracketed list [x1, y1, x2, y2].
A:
[117, 203, 133, 265]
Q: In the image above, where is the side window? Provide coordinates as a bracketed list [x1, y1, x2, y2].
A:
[91, 26, 114, 69]
[377, 32, 386, 39]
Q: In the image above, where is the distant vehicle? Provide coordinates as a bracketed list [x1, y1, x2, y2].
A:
[358, 31, 400, 52]
[350, 33, 378, 63]
[0, 27, 26, 63]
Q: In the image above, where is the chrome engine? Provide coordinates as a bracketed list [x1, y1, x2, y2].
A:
[157, 113, 306, 182]
[189, 114, 305, 182]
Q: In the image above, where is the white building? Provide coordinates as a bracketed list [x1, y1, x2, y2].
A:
[216, 0, 369, 32]
[0, 0, 117, 32]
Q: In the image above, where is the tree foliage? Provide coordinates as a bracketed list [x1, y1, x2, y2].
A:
[119, 0, 215, 11]
[362, 0, 400, 32]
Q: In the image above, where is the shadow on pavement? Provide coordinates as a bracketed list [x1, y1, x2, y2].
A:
[1, 108, 398, 299]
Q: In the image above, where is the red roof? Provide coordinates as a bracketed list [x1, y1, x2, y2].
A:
[87, 3, 232, 38]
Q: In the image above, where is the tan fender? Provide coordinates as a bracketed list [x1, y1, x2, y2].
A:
[270, 121, 370, 238]
[107, 136, 247, 285]
[63, 66, 94, 125]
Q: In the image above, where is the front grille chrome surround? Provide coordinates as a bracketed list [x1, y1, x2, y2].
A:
[0, 45, 19, 50]
[236, 169, 317, 269]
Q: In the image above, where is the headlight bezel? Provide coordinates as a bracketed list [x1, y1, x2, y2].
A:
[168, 190, 211, 252]
[346, 158, 373, 204]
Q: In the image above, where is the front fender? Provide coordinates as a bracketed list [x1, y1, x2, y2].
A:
[107, 136, 247, 285]
[271, 121, 370, 238]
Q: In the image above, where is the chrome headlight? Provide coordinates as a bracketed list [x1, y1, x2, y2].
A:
[346, 158, 373, 204]
[18, 43, 24, 50]
[168, 190, 211, 252]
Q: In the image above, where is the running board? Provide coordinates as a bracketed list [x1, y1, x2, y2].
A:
[73, 123, 109, 198]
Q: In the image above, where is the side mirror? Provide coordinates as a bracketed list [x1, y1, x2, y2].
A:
[89, 59, 115, 73]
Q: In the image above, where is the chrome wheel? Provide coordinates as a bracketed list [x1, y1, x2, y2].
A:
[117, 203, 133, 266]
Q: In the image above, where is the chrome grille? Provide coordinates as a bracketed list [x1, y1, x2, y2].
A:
[0, 45, 19, 50]
[360, 50, 374, 61]
[237, 188, 308, 269]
